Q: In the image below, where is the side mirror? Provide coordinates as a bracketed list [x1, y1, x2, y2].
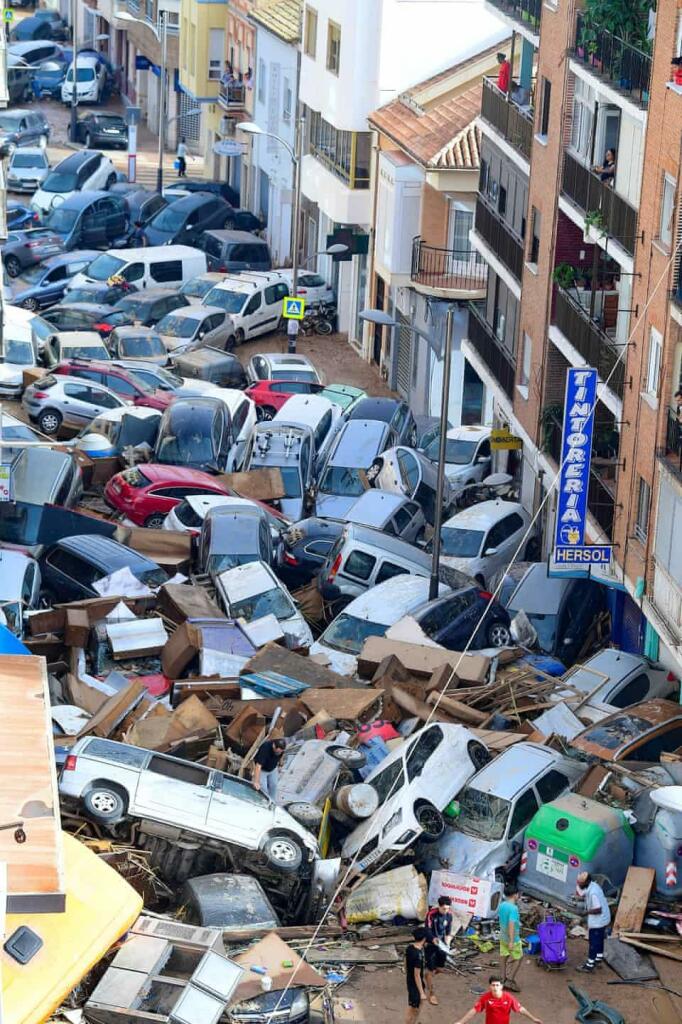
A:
[484, 546, 498, 556]
[476, 455, 488, 464]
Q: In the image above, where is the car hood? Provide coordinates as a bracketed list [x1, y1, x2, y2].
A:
[144, 226, 175, 245]
[279, 497, 305, 521]
[0, 363, 28, 384]
[418, 830, 501, 878]
[279, 611, 313, 649]
[315, 493, 358, 519]
[439, 554, 477, 574]
[308, 640, 358, 676]
[31, 187, 71, 214]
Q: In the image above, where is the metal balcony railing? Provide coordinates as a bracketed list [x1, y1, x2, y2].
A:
[481, 78, 534, 161]
[474, 197, 524, 281]
[573, 11, 651, 108]
[467, 302, 516, 400]
[485, 0, 542, 33]
[543, 412, 617, 538]
[219, 82, 246, 108]
[561, 151, 638, 257]
[662, 406, 682, 477]
[553, 286, 625, 398]
[411, 238, 487, 292]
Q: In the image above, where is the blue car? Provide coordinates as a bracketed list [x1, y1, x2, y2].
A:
[409, 584, 513, 650]
[7, 201, 38, 230]
[32, 58, 68, 99]
[11, 249, 99, 311]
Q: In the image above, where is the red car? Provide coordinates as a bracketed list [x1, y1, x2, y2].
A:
[104, 464, 231, 528]
[245, 379, 324, 420]
[52, 361, 175, 412]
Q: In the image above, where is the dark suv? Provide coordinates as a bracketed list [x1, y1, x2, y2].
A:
[0, 108, 50, 150]
[144, 192, 231, 246]
[110, 288, 189, 326]
[52, 360, 175, 411]
[199, 229, 272, 273]
[41, 535, 168, 603]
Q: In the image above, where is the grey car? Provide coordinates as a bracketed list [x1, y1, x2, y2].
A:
[1, 227, 64, 278]
[243, 422, 317, 521]
[6, 147, 50, 193]
[155, 305, 232, 354]
[199, 501, 274, 579]
[0, 109, 50, 152]
[109, 326, 168, 365]
[315, 419, 397, 520]
[22, 373, 126, 435]
[346, 397, 418, 447]
[11, 446, 83, 508]
[371, 445, 455, 526]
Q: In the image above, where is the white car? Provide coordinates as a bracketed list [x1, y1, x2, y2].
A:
[278, 270, 335, 306]
[342, 722, 490, 872]
[437, 499, 535, 586]
[421, 425, 492, 487]
[31, 150, 116, 217]
[246, 352, 322, 385]
[0, 549, 41, 636]
[310, 575, 448, 676]
[61, 56, 106, 104]
[59, 736, 318, 874]
[0, 306, 40, 398]
[216, 560, 313, 648]
[164, 494, 239, 533]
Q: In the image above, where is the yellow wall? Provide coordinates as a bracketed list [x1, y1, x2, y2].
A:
[179, 0, 228, 106]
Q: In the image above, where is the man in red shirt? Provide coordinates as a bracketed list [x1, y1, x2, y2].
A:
[496, 52, 511, 93]
[454, 976, 542, 1024]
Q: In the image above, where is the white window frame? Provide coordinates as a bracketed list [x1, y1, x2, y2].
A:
[635, 477, 651, 543]
[660, 173, 676, 249]
[646, 326, 663, 397]
[207, 28, 224, 82]
[570, 76, 595, 163]
[520, 331, 532, 387]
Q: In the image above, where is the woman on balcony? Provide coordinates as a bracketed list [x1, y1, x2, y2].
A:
[593, 148, 616, 185]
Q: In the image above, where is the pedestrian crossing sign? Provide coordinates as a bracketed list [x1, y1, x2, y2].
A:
[3, 9, 13, 21]
[282, 296, 305, 320]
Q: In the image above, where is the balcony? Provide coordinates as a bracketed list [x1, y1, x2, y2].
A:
[474, 197, 524, 281]
[661, 407, 682, 481]
[467, 302, 516, 401]
[485, 0, 541, 35]
[561, 151, 638, 257]
[543, 412, 617, 539]
[481, 78, 534, 162]
[572, 11, 651, 109]
[411, 238, 487, 295]
[553, 285, 624, 398]
[218, 82, 246, 110]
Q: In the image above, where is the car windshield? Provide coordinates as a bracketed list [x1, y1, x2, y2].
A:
[0, 601, 22, 635]
[424, 437, 477, 465]
[508, 609, 558, 652]
[440, 527, 484, 558]
[272, 370, 316, 383]
[96, 116, 123, 127]
[456, 787, 512, 840]
[321, 613, 388, 655]
[67, 288, 107, 303]
[183, 278, 218, 299]
[45, 207, 79, 233]
[145, 366, 182, 389]
[318, 466, 365, 497]
[208, 552, 258, 575]
[157, 314, 196, 339]
[578, 715, 653, 751]
[229, 585, 293, 622]
[42, 171, 78, 193]
[5, 339, 34, 365]
[0, 116, 22, 132]
[115, 296, 149, 317]
[62, 342, 110, 361]
[138, 566, 169, 588]
[11, 153, 47, 169]
[205, 287, 247, 314]
[120, 334, 166, 357]
[30, 316, 52, 346]
[67, 67, 96, 82]
[86, 253, 125, 281]
[150, 205, 187, 231]
[156, 430, 214, 466]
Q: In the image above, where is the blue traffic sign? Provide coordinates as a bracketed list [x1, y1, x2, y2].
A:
[282, 296, 305, 320]
[554, 545, 612, 565]
[3, 8, 14, 21]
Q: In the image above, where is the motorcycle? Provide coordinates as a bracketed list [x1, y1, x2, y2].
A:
[452, 472, 519, 510]
[299, 300, 336, 336]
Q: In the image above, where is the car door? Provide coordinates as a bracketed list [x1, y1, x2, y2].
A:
[203, 311, 228, 349]
[504, 786, 540, 857]
[61, 380, 102, 427]
[42, 263, 68, 303]
[403, 724, 450, 809]
[473, 438, 492, 481]
[439, 590, 480, 649]
[132, 754, 213, 829]
[79, 203, 104, 249]
[205, 772, 269, 848]
[242, 290, 267, 338]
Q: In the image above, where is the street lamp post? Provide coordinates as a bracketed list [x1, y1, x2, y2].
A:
[70, 0, 78, 142]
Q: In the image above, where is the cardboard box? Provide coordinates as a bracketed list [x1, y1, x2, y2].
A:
[115, 526, 192, 574]
[22, 366, 46, 389]
[157, 583, 226, 624]
[161, 621, 202, 679]
[64, 608, 90, 648]
[357, 637, 491, 684]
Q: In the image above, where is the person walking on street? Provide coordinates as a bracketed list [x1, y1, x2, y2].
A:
[176, 137, 188, 178]
[252, 737, 286, 800]
[575, 871, 610, 971]
[131, 221, 147, 248]
[454, 976, 543, 1024]
[405, 926, 428, 1024]
[424, 895, 453, 1005]
[498, 886, 523, 991]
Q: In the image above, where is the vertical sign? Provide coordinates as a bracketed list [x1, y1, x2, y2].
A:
[266, 61, 281, 155]
[553, 367, 611, 567]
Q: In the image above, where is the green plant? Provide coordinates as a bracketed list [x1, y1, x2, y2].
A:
[541, 403, 563, 454]
[579, 0, 651, 55]
[584, 209, 606, 235]
[552, 263, 577, 289]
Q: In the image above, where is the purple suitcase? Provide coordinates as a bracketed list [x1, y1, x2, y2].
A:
[537, 917, 567, 969]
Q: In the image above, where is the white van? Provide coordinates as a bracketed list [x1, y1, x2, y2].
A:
[0, 305, 40, 398]
[272, 393, 342, 469]
[67, 245, 207, 292]
[201, 271, 289, 346]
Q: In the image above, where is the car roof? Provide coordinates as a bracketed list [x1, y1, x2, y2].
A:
[67, 55, 100, 67]
[347, 397, 401, 420]
[53, 151, 100, 172]
[54, 534, 157, 569]
[342, 523, 431, 567]
[101, 244, 203, 260]
[563, 649, 650, 696]
[57, 331, 106, 345]
[203, 229, 264, 242]
[91, 406, 159, 423]
[218, 559, 277, 598]
[168, 191, 223, 210]
[273, 393, 335, 423]
[462, 743, 568, 799]
[9, 146, 46, 157]
[342, 574, 440, 625]
[506, 563, 577, 614]
[182, 495, 235, 516]
[446, 425, 490, 442]
[345, 489, 408, 525]
[442, 500, 526, 531]
[161, 397, 222, 424]
[139, 463, 225, 485]
[160, 305, 213, 321]
[58, 190, 113, 210]
[57, 359, 120, 374]
[118, 288, 179, 304]
[262, 353, 314, 367]
[42, 250, 99, 269]
[329, 419, 389, 465]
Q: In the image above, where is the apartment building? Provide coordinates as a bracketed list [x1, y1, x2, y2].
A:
[472, 0, 682, 673]
[367, 45, 506, 421]
[295, 0, 505, 342]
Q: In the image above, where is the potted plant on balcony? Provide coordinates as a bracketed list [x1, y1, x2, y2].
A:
[579, 0, 652, 84]
[553, 263, 577, 290]
[541, 403, 564, 456]
[584, 208, 606, 244]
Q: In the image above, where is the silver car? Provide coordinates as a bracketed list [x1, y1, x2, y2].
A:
[156, 305, 232, 354]
[22, 373, 126, 435]
[6, 146, 49, 192]
[0, 549, 41, 636]
[12, 445, 83, 507]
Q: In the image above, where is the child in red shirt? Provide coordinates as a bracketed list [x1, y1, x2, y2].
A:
[454, 977, 542, 1024]
[497, 53, 511, 93]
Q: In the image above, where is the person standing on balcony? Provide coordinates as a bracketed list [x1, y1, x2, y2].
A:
[496, 52, 511, 94]
[594, 149, 616, 185]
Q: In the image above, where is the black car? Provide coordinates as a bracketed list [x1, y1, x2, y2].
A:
[411, 586, 512, 650]
[154, 397, 234, 473]
[75, 114, 128, 149]
[41, 534, 168, 603]
[44, 191, 129, 251]
[9, 16, 55, 41]
[172, 178, 239, 207]
[225, 208, 264, 232]
[110, 288, 189, 327]
[120, 189, 167, 232]
[346, 397, 418, 447]
[41, 303, 117, 334]
[65, 282, 134, 306]
[277, 516, 345, 588]
[144, 192, 231, 246]
[1, 227, 64, 278]
[32, 10, 69, 39]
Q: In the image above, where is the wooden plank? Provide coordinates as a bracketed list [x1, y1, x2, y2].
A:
[613, 867, 656, 936]
[242, 643, 347, 690]
[222, 924, 344, 944]
[300, 688, 383, 722]
[304, 945, 400, 965]
[619, 937, 682, 963]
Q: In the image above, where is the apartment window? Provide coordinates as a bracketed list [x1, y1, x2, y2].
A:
[529, 207, 541, 264]
[646, 326, 662, 396]
[283, 77, 292, 122]
[519, 332, 532, 387]
[635, 478, 651, 543]
[257, 58, 266, 104]
[326, 20, 341, 74]
[539, 77, 551, 137]
[570, 76, 595, 160]
[660, 174, 676, 249]
[208, 28, 224, 81]
[306, 107, 370, 188]
[304, 5, 317, 57]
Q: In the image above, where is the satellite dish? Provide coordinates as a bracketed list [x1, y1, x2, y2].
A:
[649, 786, 682, 814]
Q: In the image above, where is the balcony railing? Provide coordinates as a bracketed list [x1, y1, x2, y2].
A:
[474, 197, 524, 281]
[481, 78, 534, 161]
[485, 0, 541, 33]
[662, 406, 682, 478]
[544, 413, 617, 538]
[467, 302, 516, 400]
[573, 11, 651, 108]
[553, 286, 625, 398]
[411, 238, 487, 293]
[561, 151, 638, 257]
[219, 82, 246, 108]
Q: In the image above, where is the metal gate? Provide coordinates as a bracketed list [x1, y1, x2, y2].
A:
[177, 91, 200, 145]
[395, 312, 412, 398]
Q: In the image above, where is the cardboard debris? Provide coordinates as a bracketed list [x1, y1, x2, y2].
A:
[232, 932, 325, 1002]
[242, 643, 346, 689]
[125, 694, 219, 751]
[157, 583, 226, 624]
[357, 637, 491, 683]
[77, 680, 148, 739]
[300, 688, 384, 722]
[114, 525, 192, 575]
[161, 619, 255, 679]
[107, 616, 168, 659]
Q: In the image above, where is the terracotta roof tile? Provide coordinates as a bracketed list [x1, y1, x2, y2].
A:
[251, 0, 302, 43]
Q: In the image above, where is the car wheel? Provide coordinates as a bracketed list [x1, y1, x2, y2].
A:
[486, 621, 511, 647]
[85, 132, 92, 148]
[262, 833, 304, 874]
[225, 334, 236, 352]
[475, 574, 485, 587]
[257, 405, 276, 422]
[83, 785, 126, 823]
[414, 802, 445, 841]
[285, 801, 324, 829]
[145, 513, 166, 529]
[106, 172, 116, 189]
[235, 328, 245, 345]
[4, 256, 21, 278]
[22, 296, 38, 311]
[467, 739, 492, 770]
[327, 745, 366, 768]
[38, 408, 62, 435]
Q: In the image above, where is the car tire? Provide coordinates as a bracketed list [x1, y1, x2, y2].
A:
[37, 408, 62, 435]
[235, 328, 245, 345]
[258, 405, 276, 421]
[486, 621, 511, 647]
[285, 801, 324, 830]
[83, 785, 126, 823]
[414, 802, 445, 841]
[262, 833, 304, 874]
[106, 172, 116, 189]
[225, 334, 236, 352]
[21, 296, 38, 311]
[145, 513, 166, 529]
[475, 574, 485, 587]
[85, 132, 92, 148]
[4, 256, 21, 278]
[467, 739, 492, 770]
[327, 745, 366, 768]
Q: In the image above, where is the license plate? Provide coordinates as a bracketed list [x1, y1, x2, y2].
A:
[103, 129, 116, 134]
[536, 853, 568, 882]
